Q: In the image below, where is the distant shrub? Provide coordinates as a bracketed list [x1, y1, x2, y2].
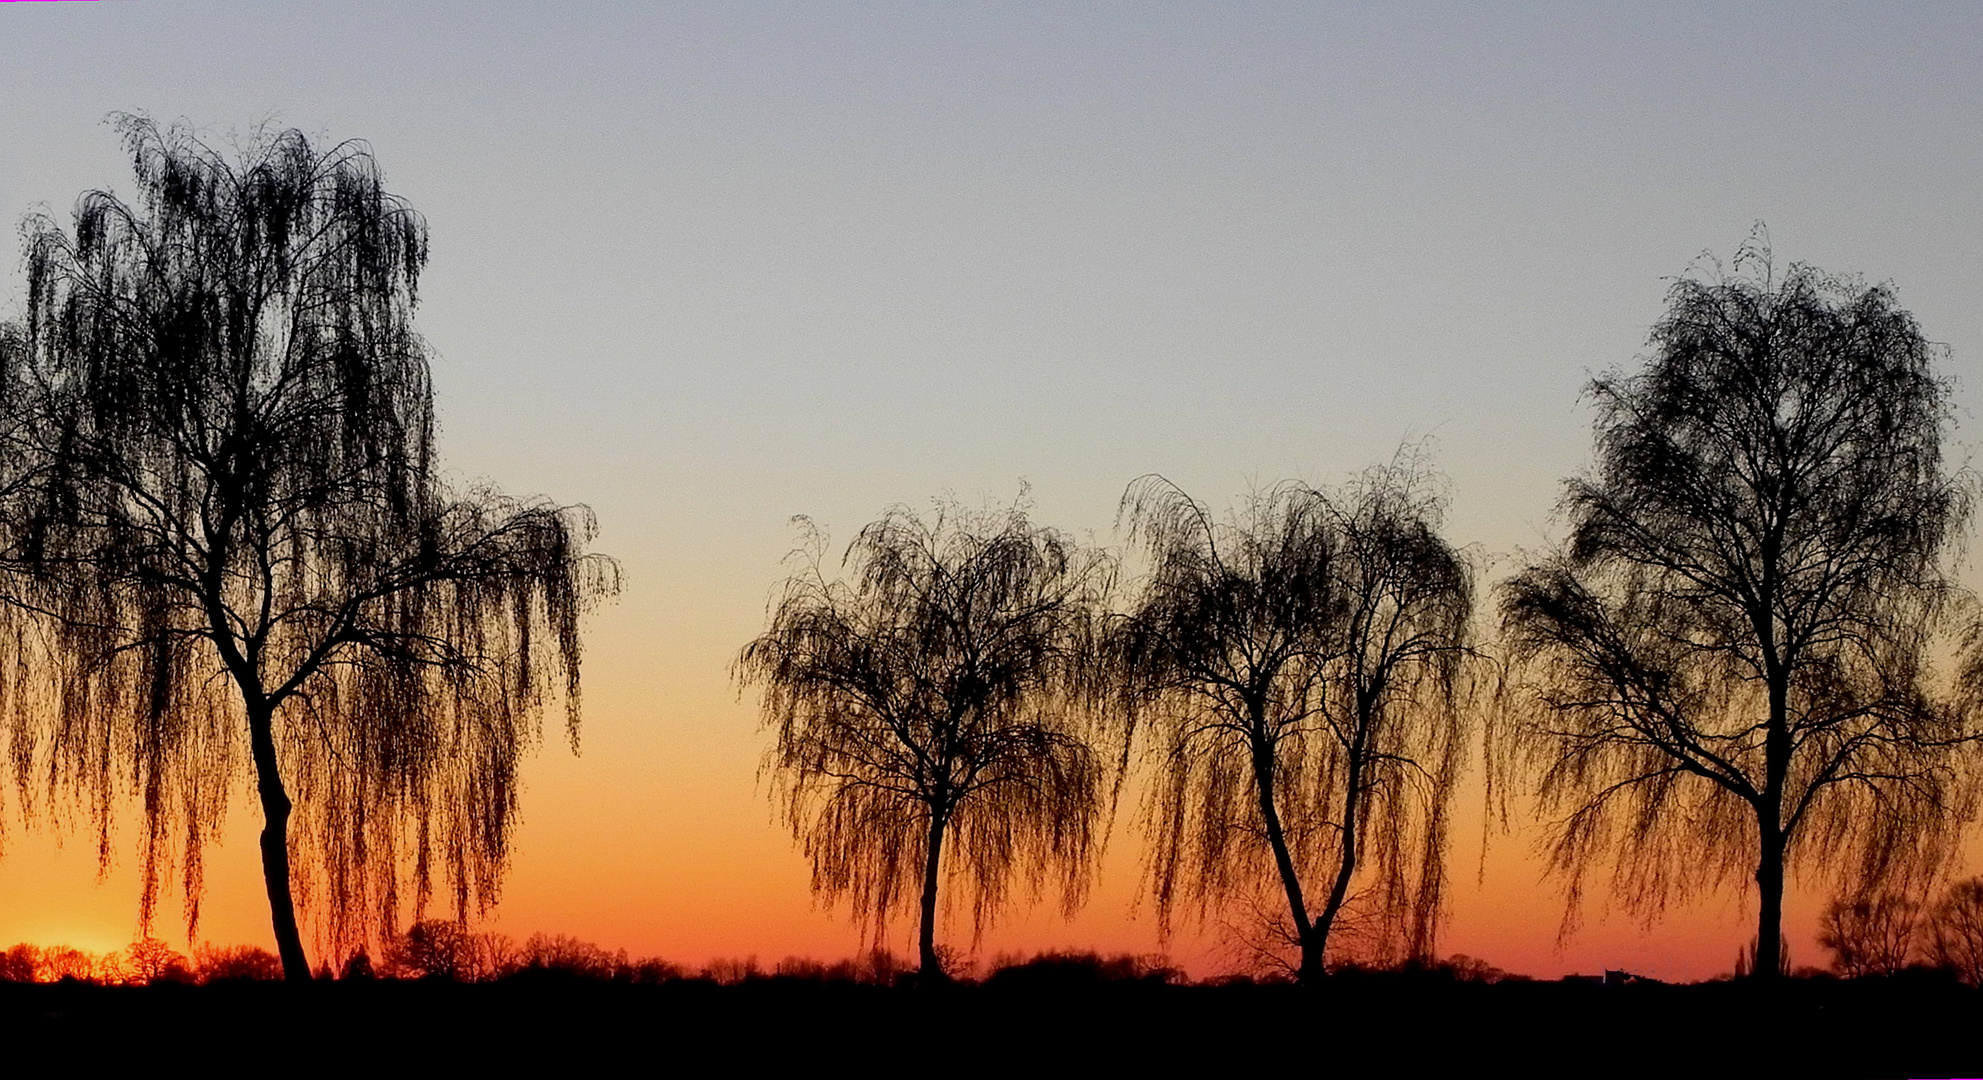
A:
[701, 957, 762, 985]
[624, 957, 687, 984]
[518, 932, 622, 980]
[195, 944, 283, 982]
[387, 920, 479, 981]
[985, 951, 1181, 987]
[742, 950, 900, 985]
[864, 949, 908, 986]
[1428, 954, 1524, 984]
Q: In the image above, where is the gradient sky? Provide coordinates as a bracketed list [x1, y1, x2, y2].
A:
[0, 1, 1980, 981]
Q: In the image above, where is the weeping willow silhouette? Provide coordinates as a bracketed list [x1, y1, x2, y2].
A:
[1498, 243, 1977, 979]
[1107, 460, 1474, 984]
[0, 116, 618, 979]
[737, 497, 1113, 981]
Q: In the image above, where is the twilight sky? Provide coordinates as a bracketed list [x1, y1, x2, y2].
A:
[0, 1, 1980, 980]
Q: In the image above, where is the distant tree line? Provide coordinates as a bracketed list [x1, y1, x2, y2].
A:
[33, 902, 1983, 989]
[0, 927, 683, 986]
[0, 927, 1213, 988]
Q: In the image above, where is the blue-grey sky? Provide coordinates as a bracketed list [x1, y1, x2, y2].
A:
[6, 4, 1979, 561]
[1, 1, 1980, 977]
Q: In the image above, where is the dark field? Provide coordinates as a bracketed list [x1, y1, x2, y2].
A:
[2, 972, 1975, 1076]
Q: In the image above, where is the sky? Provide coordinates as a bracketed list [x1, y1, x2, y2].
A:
[0, 1, 1980, 981]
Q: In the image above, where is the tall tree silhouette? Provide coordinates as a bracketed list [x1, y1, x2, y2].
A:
[737, 497, 1112, 982]
[1109, 463, 1473, 983]
[1, 117, 617, 980]
[1499, 244, 1976, 979]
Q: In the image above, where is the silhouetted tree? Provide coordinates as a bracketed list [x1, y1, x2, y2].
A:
[37, 946, 98, 982]
[193, 943, 282, 982]
[1434, 953, 1521, 983]
[1819, 892, 1920, 977]
[0, 117, 617, 980]
[702, 956, 764, 984]
[624, 956, 688, 984]
[767, 951, 902, 984]
[1499, 244, 1977, 979]
[478, 931, 525, 979]
[1926, 876, 1983, 985]
[125, 938, 193, 984]
[0, 944, 35, 983]
[387, 919, 477, 980]
[519, 931, 623, 979]
[737, 497, 1113, 982]
[1108, 463, 1473, 983]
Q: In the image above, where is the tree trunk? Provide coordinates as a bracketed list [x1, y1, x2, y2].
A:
[1754, 658, 1790, 981]
[1251, 739, 1319, 984]
[917, 808, 947, 984]
[248, 703, 311, 981]
[1313, 736, 1368, 970]
[1754, 822, 1787, 980]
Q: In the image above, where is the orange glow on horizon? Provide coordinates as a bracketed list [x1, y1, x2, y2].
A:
[0, 674, 1901, 983]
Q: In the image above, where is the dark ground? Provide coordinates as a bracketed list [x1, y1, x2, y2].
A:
[0, 971, 1974, 1076]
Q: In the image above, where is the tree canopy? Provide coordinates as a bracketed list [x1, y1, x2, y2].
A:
[0, 116, 617, 978]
